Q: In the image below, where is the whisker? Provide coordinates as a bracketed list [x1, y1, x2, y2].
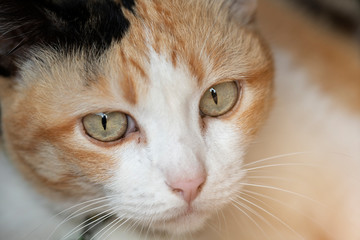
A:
[232, 197, 282, 239]
[241, 189, 331, 236]
[219, 208, 229, 236]
[122, 218, 140, 236]
[101, 217, 125, 240]
[215, 209, 222, 233]
[104, 221, 130, 240]
[89, 216, 121, 240]
[126, 218, 144, 239]
[21, 196, 112, 240]
[230, 198, 269, 239]
[239, 182, 321, 205]
[205, 221, 223, 239]
[47, 197, 115, 240]
[97, 217, 131, 240]
[61, 208, 117, 240]
[243, 152, 313, 168]
[244, 163, 316, 172]
[240, 191, 274, 211]
[119, 201, 152, 238]
[61, 202, 113, 233]
[137, 216, 147, 237]
[226, 205, 257, 239]
[245, 175, 294, 182]
[236, 195, 305, 239]
[144, 214, 156, 240]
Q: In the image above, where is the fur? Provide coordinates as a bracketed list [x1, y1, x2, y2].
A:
[0, 0, 359, 239]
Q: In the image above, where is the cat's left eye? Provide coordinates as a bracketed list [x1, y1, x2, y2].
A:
[199, 81, 239, 117]
[83, 112, 128, 142]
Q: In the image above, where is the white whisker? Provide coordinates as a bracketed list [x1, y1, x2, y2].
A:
[127, 219, 145, 238]
[104, 217, 133, 240]
[232, 197, 282, 239]
[61, 208, 117, 240]
[236, 195, 305, 239]
[205, 221, 223, 239]
[46, 196, 116, 240]
[89, 216, 121, 240]
[122, 218, 140, 236]
[241, 189, 331, 236]
[101, 217, 127, 240]
[230, 198, 269, 239]
[144, 214, 156, 240]
[242, 152, 313, 168]
[219, 209, 228, 235]
[244, 163, 316, 172]
[239, 182, 321, 205]
[23, 196, 114, 240]
[240, 191, 274, 211]
[245, 175, 294, 182]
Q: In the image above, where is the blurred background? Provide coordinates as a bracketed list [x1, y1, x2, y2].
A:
[290, 0, 360, 38]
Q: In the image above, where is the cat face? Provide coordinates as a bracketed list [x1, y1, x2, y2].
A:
[0, 0, 273, 235]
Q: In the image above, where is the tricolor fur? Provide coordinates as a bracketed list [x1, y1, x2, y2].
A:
[0, 0, 359, 239]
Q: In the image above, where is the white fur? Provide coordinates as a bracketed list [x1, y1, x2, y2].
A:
[103, 45, 360, 240]
[1, 47, 359, 240]
[98, 48, 248, 236]
[1, 15, 360, 240]
[0, 44, 250, 239]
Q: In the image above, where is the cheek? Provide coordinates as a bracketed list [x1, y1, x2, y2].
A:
[55, 127, 140, 184]
[102, 144, 178, 214]
[205, 120, 247, 174]
[5, 110, 117, 192]
[203, 120, 247, 200]
[58, 144, 117, 182]
[106, 144, 163, 193]
[37, 124, 116, 183]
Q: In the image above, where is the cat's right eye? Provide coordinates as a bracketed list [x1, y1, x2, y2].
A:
[83, 112, 128, 142]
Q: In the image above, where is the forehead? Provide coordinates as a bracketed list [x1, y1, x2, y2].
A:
[18, 0, 271, 109]
[120, 0, 270, 80]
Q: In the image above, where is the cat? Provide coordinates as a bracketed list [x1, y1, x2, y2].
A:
[0, 0, 359, 240]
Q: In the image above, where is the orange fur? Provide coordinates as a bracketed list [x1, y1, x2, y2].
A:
[6, 1, 357, 239]
[0, 1, 271, 205]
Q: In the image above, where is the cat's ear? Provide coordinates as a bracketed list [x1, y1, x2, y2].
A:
[222, 0, 257, 25]
[0, 0, 53, 78]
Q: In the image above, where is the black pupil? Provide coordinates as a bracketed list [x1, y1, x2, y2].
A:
[101, 114, 108, 130]
[210, 88, 218, 105]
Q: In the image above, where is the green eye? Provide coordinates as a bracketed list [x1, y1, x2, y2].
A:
[83, 112, 128, 142]
[199, 81, 239, 117]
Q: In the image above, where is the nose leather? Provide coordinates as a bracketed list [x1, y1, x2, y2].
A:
[169, 175, 206, 204]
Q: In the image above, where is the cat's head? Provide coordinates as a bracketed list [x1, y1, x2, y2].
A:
[0, 0, 273, 235]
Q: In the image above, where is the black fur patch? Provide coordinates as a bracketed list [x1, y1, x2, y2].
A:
[121, 0, 136, 13]
[0, 0, 136, 77]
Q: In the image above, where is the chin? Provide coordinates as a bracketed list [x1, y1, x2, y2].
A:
[149, 211, 211, 236]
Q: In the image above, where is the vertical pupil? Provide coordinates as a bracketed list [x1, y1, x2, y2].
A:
[210, 88, 218, 105]
[101, 114, 108, 130]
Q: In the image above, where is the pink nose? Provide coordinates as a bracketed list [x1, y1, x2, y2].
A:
[169, 175, 206, 204]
